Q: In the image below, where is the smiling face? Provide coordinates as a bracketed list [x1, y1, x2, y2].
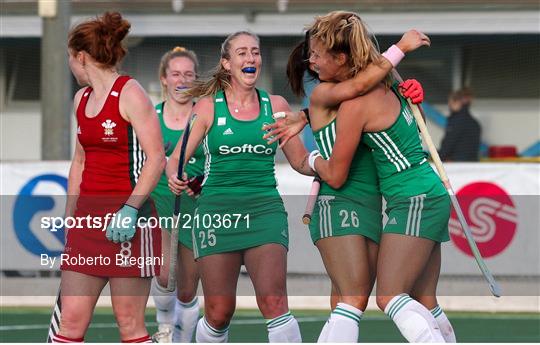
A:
[221, 34, 262, 88]
[308, 38, 347, 82]
[161, 56, 196, 104]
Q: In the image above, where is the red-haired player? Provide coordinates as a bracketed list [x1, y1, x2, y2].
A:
[56, 11, 165, 343]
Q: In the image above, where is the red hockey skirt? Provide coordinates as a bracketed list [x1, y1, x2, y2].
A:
[61, 213, 161, 278]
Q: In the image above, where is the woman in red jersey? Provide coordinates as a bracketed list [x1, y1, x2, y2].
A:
[56, 12, 165, 343]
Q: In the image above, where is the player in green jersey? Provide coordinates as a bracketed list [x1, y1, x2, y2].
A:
[270, 11, 455, 343]
[150, 47, 203, 343]
[274, 17, 438, 343]
[167, 31, 315, 343]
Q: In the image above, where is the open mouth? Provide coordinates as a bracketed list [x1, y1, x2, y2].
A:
[241, 67, 257, 74]
[175, 86, 189, 93]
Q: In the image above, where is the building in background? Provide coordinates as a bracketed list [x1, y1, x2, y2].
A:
[1, 0, 539, 160]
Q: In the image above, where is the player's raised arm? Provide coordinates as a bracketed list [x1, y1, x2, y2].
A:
[263, 29, 430, 147]
[310, 29, 430, 109]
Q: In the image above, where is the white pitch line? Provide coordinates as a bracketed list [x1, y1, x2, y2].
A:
[0, 317, 326, 332]
[1, 314, 538, 332]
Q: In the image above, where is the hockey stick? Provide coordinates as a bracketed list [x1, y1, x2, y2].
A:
[393, 70, 501, 297]
[302, 175, 322, 225]
[167, 114, 193, 291]
[47, 226, 68, 341]
[46, 289, 62, 342]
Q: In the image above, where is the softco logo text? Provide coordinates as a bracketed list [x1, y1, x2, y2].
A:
[219, 144, 273, 155]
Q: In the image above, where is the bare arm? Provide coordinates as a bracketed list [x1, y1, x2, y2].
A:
[65, 138, 85, 218]
[314, 98, 367, 189]
[271, 95, 314, 176]
[282, 135, 314, 176]
[65, 89, 86, 219]
[167, 97, 213, 194]
[310, 62, 392, 108]
[311, 29, 430, 109]
[119, 80, 166, 208]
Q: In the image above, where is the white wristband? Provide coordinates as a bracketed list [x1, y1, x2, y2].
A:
[308, 150, 322, 172]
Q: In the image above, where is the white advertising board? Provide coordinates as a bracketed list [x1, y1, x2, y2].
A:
[1, 162, 539, 276]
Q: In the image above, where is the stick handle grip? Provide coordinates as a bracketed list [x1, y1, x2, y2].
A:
[168, 114, 193, 292]
[302, 176, 321, 225]
[173, 114, 193, 215]
[391, 71, 450, 185]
